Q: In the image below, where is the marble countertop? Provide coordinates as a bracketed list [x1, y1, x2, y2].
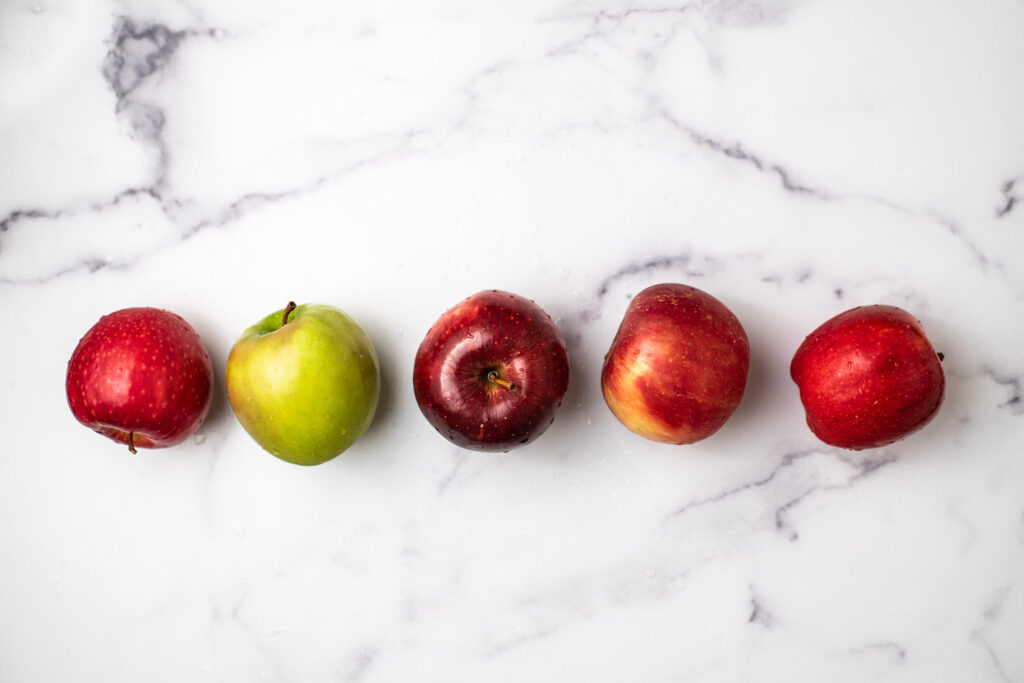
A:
[2, 1, 1023, 681]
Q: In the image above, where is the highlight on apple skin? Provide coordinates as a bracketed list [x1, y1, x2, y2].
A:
[412, 289, 570, 452]
[790, 305, 945, 450]
[601, 283, 750, 445]
[66, 307, 214, 453]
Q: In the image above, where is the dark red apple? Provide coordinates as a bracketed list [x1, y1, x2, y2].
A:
[790, 305, 944, 450]
[601, 283, 750, 444]
[66, 307, 214, 452]
[413, 290, 570, 451]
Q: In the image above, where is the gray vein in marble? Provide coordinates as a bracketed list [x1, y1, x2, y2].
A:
[747, 585, 776, 627]
[665, 449, 817, 522]
[0, 17, 218, 284]
[978, 639, 1014, 683]
[649, 100, 1003, 270]
[0, 208, 59, 234]
[923, 211, 995, 268]
[542, 5, 693, 59]
[664, 448, 897, 541]
[996, 177, 1022, 218]
[578, 251, 731, 323]
[709, 0, 809, 27]
[184, 129, 430, 237]
[437, 452, 471, 495]
[661, 107, 1002, 270]
[2, 6, 1011, 293]
[972, 585, 1015, 683]
[596, 252, 695, 298]
[846, 641, 908, 663]
[102, 18, 222, 198]
[210, 592, 290, 683]
[773, 451, 896, 540]
[981, 366, 1023, 414]
[0, 256, 134, 286]
[945, 500, 979, 552]
[483, 625, 559, 658]
[0, 187, 160, 239]
[340, 646, 377, 683]
[453, 59, 515, 129]
[654, 104, 835, 199]
[0, 127, 430, 285]
[103, 20, 200, 103]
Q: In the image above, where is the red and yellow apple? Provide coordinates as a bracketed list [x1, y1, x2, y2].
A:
[601, 283, 750, 444]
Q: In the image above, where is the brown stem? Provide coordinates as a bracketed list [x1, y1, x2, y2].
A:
[282, 301, 297, 327]
[937, 352, 945, 361]
[128, 431, 137, 454]
[487, 370, 517, 392]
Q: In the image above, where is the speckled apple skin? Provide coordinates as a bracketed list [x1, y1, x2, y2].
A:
[601, 283, 750, 445]
[413, 290, 570, 452]
[66, 308, 214, 450]
[790, 305, 945, 450]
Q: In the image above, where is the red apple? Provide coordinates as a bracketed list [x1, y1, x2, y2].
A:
[790, 305, 944, 450]
[66, 307, 214, 452]
[413, 290, 570, 451]
[601, 283, 750, 444]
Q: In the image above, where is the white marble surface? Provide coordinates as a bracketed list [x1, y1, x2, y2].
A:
[2, 0, 1024, 680]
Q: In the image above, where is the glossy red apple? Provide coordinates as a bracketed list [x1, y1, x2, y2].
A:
[601, 283, 749, 444]
[790, 305, 944, 450]
[66, 307, 214, 452]
[413, 290, 570, 451]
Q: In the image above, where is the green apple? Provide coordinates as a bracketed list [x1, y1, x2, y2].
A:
[226, 302, 380, 465]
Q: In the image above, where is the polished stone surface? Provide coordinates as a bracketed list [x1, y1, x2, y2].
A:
[2, 1, 1023, 680]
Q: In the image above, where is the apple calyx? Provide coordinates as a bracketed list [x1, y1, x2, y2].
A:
[486, 370, 517, 392]
[128, 431, 137, 454]
[282, 301, 298, 327]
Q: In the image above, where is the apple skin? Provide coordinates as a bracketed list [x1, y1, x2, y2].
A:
[66, 307, 214, 451]
[790, 305, 944, 450]
[226, 303, 380, 466]
[413, 290, 570, 452]
[601, 283, 750, 444]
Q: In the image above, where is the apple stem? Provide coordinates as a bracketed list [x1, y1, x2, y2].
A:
[128, 432, 137, 454]
[487, 370, 517, 392]
[937, 352, 945, 362]
[282, 301, 297, 327]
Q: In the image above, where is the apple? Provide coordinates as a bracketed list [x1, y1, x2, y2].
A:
[413, 290, 570, 451]
[601, 283, 750, 444]
[790, 305, 944, 450]
[66, 307, 214, 452]
[226, 302, 380, 466]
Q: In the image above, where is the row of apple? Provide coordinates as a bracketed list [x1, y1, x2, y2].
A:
[65, 285, 945, 465]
